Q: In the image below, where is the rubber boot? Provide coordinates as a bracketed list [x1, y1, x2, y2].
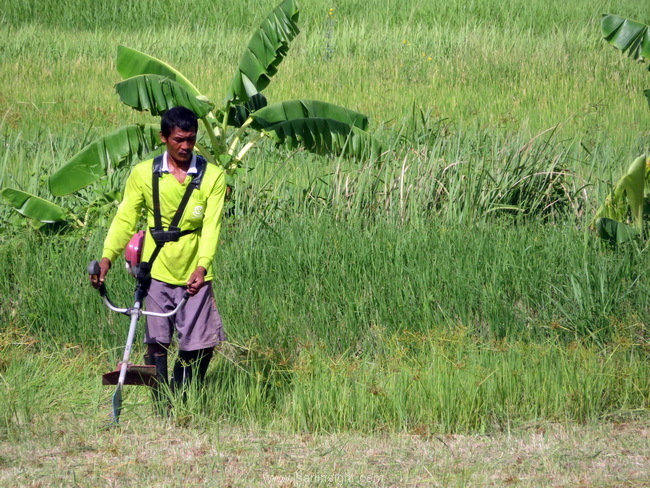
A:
[195, 348, 214, 383]
[144, 352, 170, 416]
[171, 348, 213, 401]
[171, 352, 193, 400]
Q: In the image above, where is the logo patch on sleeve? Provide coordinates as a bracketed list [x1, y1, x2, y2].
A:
[192, 205, 204, 218]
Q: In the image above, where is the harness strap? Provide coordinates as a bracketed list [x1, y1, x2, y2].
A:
[152, 158, 163, 230]
[147, 229, 195, 266]
[145, 154, 208, 270]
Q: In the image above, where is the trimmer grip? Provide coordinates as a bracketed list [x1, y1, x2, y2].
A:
[88, 260, 107, 297]
[88, 260, 100, 276]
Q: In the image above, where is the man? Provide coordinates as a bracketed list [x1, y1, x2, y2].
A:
[90, 106, 227, 409]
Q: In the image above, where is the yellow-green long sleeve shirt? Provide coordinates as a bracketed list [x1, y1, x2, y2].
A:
[101, 157, 226, 285]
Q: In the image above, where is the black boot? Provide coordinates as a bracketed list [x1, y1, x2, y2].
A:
[171, 352, 193, 400]
[171, 348, 214, 400]
[195, 348, 214, 383]
[144, 352, 170, 416]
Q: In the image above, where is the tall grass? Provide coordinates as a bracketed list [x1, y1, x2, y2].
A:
[1, 327, 647, 437]
[5, 0, 646, 29]
[1, 204, 647, 353]
[0, 0, 647, 149]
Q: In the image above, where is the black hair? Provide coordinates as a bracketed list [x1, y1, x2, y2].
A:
[160, 106, 198, 137]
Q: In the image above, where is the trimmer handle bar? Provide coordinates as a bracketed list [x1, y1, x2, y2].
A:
[88, 260, 189, 317]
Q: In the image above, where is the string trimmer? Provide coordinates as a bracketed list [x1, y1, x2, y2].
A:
[88, 259, 188, 423]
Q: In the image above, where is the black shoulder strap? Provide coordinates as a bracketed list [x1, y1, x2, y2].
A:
[168, 156, 207, 229]
[146, 155, 208, 270]
[190, 155, 208, 188]
[152, 154, 164, 174]
[152, 155, 164, 229]
[152, 155, 207, 231]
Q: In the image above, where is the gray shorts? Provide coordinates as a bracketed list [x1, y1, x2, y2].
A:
[144, 279, 226, 351]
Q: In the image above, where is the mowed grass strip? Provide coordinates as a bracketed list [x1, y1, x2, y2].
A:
[1, 421, 648, 487]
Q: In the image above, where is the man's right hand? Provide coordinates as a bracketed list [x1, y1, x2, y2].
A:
[90, 257, 111, 289]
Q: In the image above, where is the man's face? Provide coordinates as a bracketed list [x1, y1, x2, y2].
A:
[160, 127, 197, 165]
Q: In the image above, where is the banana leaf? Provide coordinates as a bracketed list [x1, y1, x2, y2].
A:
[595, 218, 639, 244]
[115, 74, 214, 117]
[1, 188, 67, 223]
[116, 45, 201, 96]
[593, 155, 648, 230]
[250, 99, 369, 131]
[49, 124, 161, 196]
[257, 117, 383, 159]
[228, 0, 300, 103]
[601, 15, 650, 63]
[228, 93, 268, 127]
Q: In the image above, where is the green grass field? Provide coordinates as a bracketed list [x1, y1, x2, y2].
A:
[0, 0, 648, 485]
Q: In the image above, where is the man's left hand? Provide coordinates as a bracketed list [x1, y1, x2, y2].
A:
[187, 266, 207, 296]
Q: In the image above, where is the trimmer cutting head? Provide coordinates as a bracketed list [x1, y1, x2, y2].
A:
[102, 364, 157, 387]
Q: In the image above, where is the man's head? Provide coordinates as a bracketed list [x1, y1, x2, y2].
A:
[160, 106, 198, 166]
[160, 106, 198, 138]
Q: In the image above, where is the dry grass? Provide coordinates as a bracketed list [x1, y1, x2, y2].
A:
[0, 419, 647, 487]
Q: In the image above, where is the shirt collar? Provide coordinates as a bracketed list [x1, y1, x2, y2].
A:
[162, 151, 198, 175]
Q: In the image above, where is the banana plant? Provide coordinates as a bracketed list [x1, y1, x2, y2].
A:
[592, 15, 649, 243]
[592, 155, 649, 243]
[1, 0, 382, 226]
